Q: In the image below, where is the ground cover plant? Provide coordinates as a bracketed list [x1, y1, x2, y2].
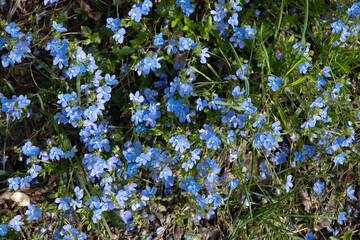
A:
[0, 0, 360, 239]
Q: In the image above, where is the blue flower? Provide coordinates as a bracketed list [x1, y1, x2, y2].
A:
[294, 151, 305, 162]
[298, 62, 310, 74]
[52, 21, 67, 33]
[55, 197, 71, 211]
[196, 98, 207, 111]
[347, 185, 356, 200]
[322, 66, 331, 78]
[303, 145, 315, 158]
[309, 97, 324, 109]
[228, 13, 239, 27]
[169, 135, 190, 153]
[106, 17, 120, 31]
[241, 98, 257, 114]
[231, 0, 242, 11]
[181, 176, 201, 194]
[337, 212, 347, 225]
[142, 186, 157, 198]
[181, 2, 194, 17]
[313, 182, 324, 195]
[44, 0, 59, 5]
[333, 153, 346, 166]
[206, 136, 221, 150]
[130, 91, 145, 104]
[78, 233, 87, 240]
[153, 32, 165, 46]
[120, 209, 132, 224]
[135, 53, 162, 75]
[25, 204, 42, 221]
[267, 76, 282, 91]
[19, 176, 32, 190]
[165, 39, 177, 55]
[271, 121, 282, 135]
[229, 179, 240, 190]
[141, 0, 153, 14]
[232, 86, 245, 97]
[178, 37, 197, 51]
[9, 215, 24, 232]
[116, 190, 129, 206]
[199, 48, 210, 64]
[331, 21, 344, 34]
[113, 28, 126, 44]
[129, 6, 142, 22]
[179, 83, 194, 97]
[22, 141, 40, 157]
[292, 42, 310, 57]
[252, 115, 266, 128]
[305, 233, 314, 240]
[244, 25, 257, 39]
[199, 124, 216, 140]
[27, 165, 42, 178]
[5, 22, 20, 38]
[348, 3, 360, 17]
[49, 147, 64, 160]
[92, 209, 103, 223]
[8, 177, 21, 191]
[85, 196, 101, 210]
[66, 65, 80, 79]
[159, 166, 172, 180]
[0, 224, 7, 237]
[210, 4, 226, 22]
[236, 63, 250, 80]
[285, 175, 293, 193]
[17, 95, 30, 109]
[226, 130, 235, 144]
[96, 86, 112, 101]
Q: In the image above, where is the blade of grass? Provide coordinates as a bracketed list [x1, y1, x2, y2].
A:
[190, 66, 214, 82]
[285, 58, 304, 77]
[273, 0, 285, 45]
[276, 98, 291, 134]
[2, 78, 16, 95]
[259, 24, 271, 74]
[206, 63, 223, 82]
[76, 75, 82, 105]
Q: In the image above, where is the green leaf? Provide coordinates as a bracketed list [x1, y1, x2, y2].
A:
[342, 231, 353, 240]
[287, 75, 307, 87]
[81, 26, 92, 37]
[83, 39, 92, 45]
[0, 170, 15, 176]
[107, 211, 126, 229]
[330, 237, 341, 240]
[91, 32, 101, 44]
[171, 19, 178, 28]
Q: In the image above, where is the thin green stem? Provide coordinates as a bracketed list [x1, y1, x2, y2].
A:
[301, 0, 309, 43]
[273, 0, 285, 46]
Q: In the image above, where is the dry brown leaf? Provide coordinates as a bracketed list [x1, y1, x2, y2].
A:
[77, 0, 102, 21]
[299, 190, 311, 213]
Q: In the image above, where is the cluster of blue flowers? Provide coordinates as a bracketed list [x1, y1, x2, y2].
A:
[1, 0, 360, 239]
[128, 0, 153, 22]
[1, 22, 32, 67]
[0, 93, 31, 120]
